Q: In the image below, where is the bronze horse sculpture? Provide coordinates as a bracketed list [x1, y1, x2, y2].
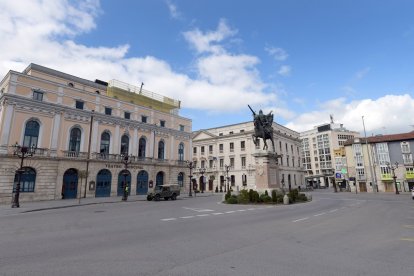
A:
[248, 105, 275, 152]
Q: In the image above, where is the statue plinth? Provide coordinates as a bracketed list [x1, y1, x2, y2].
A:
[253, 152, 282, 192]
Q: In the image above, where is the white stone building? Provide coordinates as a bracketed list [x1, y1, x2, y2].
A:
[192, 121, 305, 192]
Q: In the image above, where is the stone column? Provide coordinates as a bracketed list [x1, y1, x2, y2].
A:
[0, 103, 14, 153]
[49, 112, 62, 157]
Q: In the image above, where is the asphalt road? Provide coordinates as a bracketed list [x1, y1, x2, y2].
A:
[1, 190, 413, 276]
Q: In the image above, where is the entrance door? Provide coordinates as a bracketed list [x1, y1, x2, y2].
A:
[156, 172, 164, 187]
[137, 170, 149, 195]
[209, 179, 213, 191]
[359, 182, 367, 192]
[96, 169, 112, 197]
[117, 170, 131, 196]
[63, 169, 78, 199]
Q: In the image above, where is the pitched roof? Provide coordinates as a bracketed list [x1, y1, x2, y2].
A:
[344, 131, 414, 145]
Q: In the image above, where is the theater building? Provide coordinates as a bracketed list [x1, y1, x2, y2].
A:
[0, 64, 192, 204]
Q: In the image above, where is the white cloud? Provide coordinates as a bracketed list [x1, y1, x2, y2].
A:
[265, 46, 288, 61]
[166, 0, 181, 19]
[278, 65, 291, 77]
[355, 67, 371, 80]
[0, 1, 280, 114]
[183, 19, 237, 54]
[285, 94, 414, 134]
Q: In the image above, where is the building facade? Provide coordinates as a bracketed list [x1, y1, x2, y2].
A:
[301, 123, 359, 188]
[192, 121, 305, 192]
[344, 132, 414, 193]
[0, 64, 192, 204]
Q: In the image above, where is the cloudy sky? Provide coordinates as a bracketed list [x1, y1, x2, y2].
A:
[1, 0, 414, 135]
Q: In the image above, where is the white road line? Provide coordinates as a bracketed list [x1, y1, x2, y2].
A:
[180, 216, 194, 219]
[212, 212, 224, 215]
[237, 209, 246, 212]
[329, 209, 338, 213]
[196, 214, 210, 217]
[161, 218, 177, 221]
[292, 217, 309, 222]
[183, 207, 214, 212]
[225, 211, 236, 214]
[314, 212, 326, 217]
[247, 208, 256, 210]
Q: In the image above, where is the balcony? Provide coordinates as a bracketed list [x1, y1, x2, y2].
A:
[381, 173, 392, 181]
[62, 151, 88, 159]
[406, 171, 414, 179]
[356, 175, 366, 181]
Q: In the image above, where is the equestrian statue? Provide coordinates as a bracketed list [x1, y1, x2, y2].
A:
[248, 105, 275, 152]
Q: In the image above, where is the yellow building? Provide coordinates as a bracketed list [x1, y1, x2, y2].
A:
[0, 64, 192, 204]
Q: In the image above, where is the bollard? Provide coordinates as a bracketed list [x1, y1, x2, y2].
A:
[283, 194, 289, 205]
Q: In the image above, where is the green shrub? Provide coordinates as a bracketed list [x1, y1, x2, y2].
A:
[297, 193, 308, 202]
[237, 190, 250, 204]
[225, 190, 231, 201]
[251, 191, 260, 203]
[226, 195, 238, 204]
[215, 186, 219, 193]
[264, 190, 269, 196]
[260, 194, 272, 203]
[276, 194, 284, 204]
[288, 189, 299, 203]
[248, 189, 255, 202]
[271, 190, 277, 203]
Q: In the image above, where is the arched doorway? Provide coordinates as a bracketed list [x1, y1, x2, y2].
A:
[13, 167, 36, 193]
[62, 169, 78, 199]
[137, 170, 149, 195]
[156, 171, 164, 186]
[117, 170, 131, 196]
[177, 172, 184, 187]
[95, 169, 112, 197]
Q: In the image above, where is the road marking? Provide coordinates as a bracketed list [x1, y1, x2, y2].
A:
[180, 216, 194, 219]
[237, 209, 246, 212]
[212, 212, 224, 215]
[403, 225, 414, 229]
[161, 218, 177, 221]
[225, 211, 236, 214]
[328, 209, 338, 213]
[314, 212, 326, 217]
[292, 217, 309, 222]
[183, 207, 214, 212]
[196, 214, 210, 217]
[247, 208, 256, 210]
[400, 238, 414, 242]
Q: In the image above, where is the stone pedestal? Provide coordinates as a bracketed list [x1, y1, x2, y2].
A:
[253, 152, 282, 192]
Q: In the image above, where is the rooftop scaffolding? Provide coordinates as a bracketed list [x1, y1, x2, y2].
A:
[107, 79, 181, 114]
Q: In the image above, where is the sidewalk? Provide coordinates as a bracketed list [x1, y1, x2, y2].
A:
[0, 192, 218, 216]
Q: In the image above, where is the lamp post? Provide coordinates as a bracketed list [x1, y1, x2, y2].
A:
[386, 162, 399, 195]
[186, 161, 195, 197]
[11, 142, 35, 208]
[224, 164, 231, 192]
[199, 167, 206, 193]
[121, 154, 132, 201]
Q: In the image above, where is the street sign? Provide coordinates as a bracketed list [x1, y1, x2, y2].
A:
[335, 173, 342, 179]
[341, 168, 347, 174]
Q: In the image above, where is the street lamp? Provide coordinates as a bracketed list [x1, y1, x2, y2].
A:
[199, 167, 206, 193]
[121, 154, 132, 201]
[224, 164, 231, 193]
[11, 142, 36, 208]
[386, 162, 399, 195]
[186, 161, 195, 197]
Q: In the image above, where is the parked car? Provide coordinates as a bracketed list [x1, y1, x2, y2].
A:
[147, 184, 180, 201]
[411, 188, 414, 200]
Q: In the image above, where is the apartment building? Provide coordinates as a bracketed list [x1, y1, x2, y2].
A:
[192, 121, 305, 192]
[301, 122, 359, 188]
[344, 132, 414, 193]
[0, 64, 192, 204]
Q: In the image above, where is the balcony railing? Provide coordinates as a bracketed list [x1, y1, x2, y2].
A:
[406, 171, 414, 179]
[62, 151, 88, 159]
[356, 175, 366, 181]
[381, 173, 392, 180]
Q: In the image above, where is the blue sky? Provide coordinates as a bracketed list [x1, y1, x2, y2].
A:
[1, 0, 414, 134]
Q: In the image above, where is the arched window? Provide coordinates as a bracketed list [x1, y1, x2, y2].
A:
[138, 137, 146, 158]
[158, 140, 165, 160]
[156, 171, 164, 186]
[178, 143, 184, 161]
[69, 128, 81, 152]
[23, 120, 40, 148]
[120, 135, 129, 155]
[13, 167, 36, 192]
[100, 132, 110, 155]
[178, 172, 184, 187]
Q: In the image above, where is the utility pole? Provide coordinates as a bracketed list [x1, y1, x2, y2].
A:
[362, 116, 377, 193]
